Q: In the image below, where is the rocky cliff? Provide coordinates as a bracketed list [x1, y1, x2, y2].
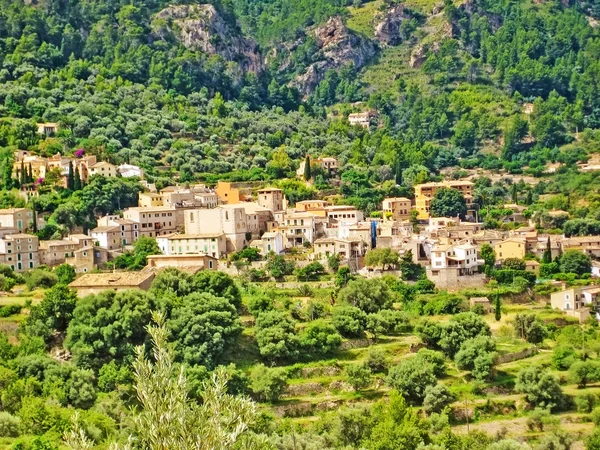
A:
[154, 4, 262, 72]
[374, 6, 411, 46]
[289, 17, 377, 96]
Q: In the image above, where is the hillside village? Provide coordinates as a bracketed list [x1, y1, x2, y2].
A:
[2, 146, 600, 322]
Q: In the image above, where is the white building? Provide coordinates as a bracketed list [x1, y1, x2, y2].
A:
[260, 231, 284, 255]
[430, 243, 479, 275]
[118, 164, 144, 178]
[156, 233, 226, 259]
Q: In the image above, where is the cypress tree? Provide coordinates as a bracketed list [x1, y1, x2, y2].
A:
[304, 155, 312, 181]
[494, 294, 502, 321]
[67, 161, 75, 190]
[525, 190, 533, 205]
[542, 237, 552, 264]
[28, 163, 33, 183]
[73, 165, 82, 191]
[511, 183, 518, 204]
[19, 160, 25, 186]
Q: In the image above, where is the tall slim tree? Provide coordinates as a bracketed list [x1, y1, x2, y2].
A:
[67, 161, 75, 190]
[28, 163, 33, 183]
[304, 155, 312, 181]
[542, 237, 552, 264]
[511, 183, 518, 204]
[494, 294, 502, 321]
[73, 165, 82, 191]
[19, 160, 25, 186]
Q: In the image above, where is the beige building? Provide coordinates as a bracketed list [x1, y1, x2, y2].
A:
[37, 122, 58, 136]
[66, 246, 111, 274]
[382, 197, 412, 221]
[156, 233, 226, 259]
[88, 161, 118, 178]
[295, 200, 331, 212]
[69, 271, 156, 298]
[185, 206, 249, 252]
[348, 112, 375, 128]
[325, 206, 364, 225]
[123, 207, 184, 238]
[0, 208, 34, 233]
[562, 236, 600, 258]
[414, 180, 474, 220]
[138, 193, 164, 208]
[257, 188, 284, 212]
[39, 235, 93, 267]
[0, 234, 40, 272]
[494, 238, 527, 261]
[146, 254, 218, 272]
[550, 285, 600, 323]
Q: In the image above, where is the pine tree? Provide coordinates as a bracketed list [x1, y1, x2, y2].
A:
[67, 161, 75, 190]
[542, 237, 552, 264]
[304, 155, 312, 181]
[494, 294, 502, 321]
[73, 165, 82, 191]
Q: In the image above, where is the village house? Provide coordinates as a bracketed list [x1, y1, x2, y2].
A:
[37, 122, 58, 136]
[0, 233, 40, 272]
[494, 238, 527, 261]
[123, 207, 184, 238]
[156, 233, 227, 259]
[550, 285, 600, 322]
[258, 231, 284, 255]
[313, 238, 336, 259]
[69, 271, 156, 298]
[382, 197, 412, 221]
[296, 157, 340, 179]
[0, 208, 34, 233]
[348, 112, 376, 128]
[88, 161, 118, 178]
[66, 246, 111, 274]
[185, 206, 249, 252]
[562, 236, 600, 258]
[118, 164, 144, 178]
[38, 234, 93, 266]
[414, 180, 474, 220]
[429, 243, 479, 275]
[470, 297, 493, 313]
[257, 188, 284, 212]
[146, 254, 218, 272]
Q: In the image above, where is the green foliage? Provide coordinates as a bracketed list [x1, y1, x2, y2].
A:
[168, 292, 242, 369]
[25, 284, 78, 340]
[515, 366, 564, 411]
[386, 356, 436, 404]
[399, 250, 426, 281]
[249, 364, 288, 403]
[552, 346, 578, 371]
[569, 360, 600, 388]
[423, 384, 455, 414]
[53, 265, 75, 285]
[430, 188, 467, 219]
[65, 290, 154, 370]
[502, 258, 526, 271]
[439, 312, 491, 357]
[365, 348, 389, 374]
[192, 271, 242, 310]
[364, 248, 399, 270]
[559, 250, 592, 276]
[298, 320, 342, 358]
[0, 411, 20, 437]
[24, 269, 58, 291]
[346, 364, 372, 390]
[266, 255, 296, 279]
[454, 336, 497, 381]
[296, 262, 325, 281]
[338, 278, 393, 313]
[255, 310, 299, 363]
[514, 314, 547, 344]
[332, 306, 368, 338]
[247, 294, 275, 317]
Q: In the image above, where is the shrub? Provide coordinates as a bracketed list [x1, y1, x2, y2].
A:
[24, 269, 58, 291]
[332, 306, 367, 338]
[551, 346, 577, 371]
[249, 365, 288, 402]
[574, 392, 597, 413]
[298, 320, 342, 358]
[0, 411, 20, 437]
[346, 364, 372, 390]
[0, 304, 21, 318]
[247, 294, 274, 317]
[590, 406, 600, 425]
[365, 348, 389, 373]
[387, 357, 436, 404]
[423, 384, 455, 414]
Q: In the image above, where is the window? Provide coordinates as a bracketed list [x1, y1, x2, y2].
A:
[209, 260, 214, 269]
[29, 262, 33, 269]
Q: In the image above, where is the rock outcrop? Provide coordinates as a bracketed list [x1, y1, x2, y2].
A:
[289, 17, 377, 96]
[374, 6, 411, 46]
[154, 4, 262, 72]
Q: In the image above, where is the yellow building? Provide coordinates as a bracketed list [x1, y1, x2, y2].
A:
[215, 182, 242, 204]
[494, 238, 526, 261]
[138, 193, 164, 208]
[414, 180, 474, 219]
